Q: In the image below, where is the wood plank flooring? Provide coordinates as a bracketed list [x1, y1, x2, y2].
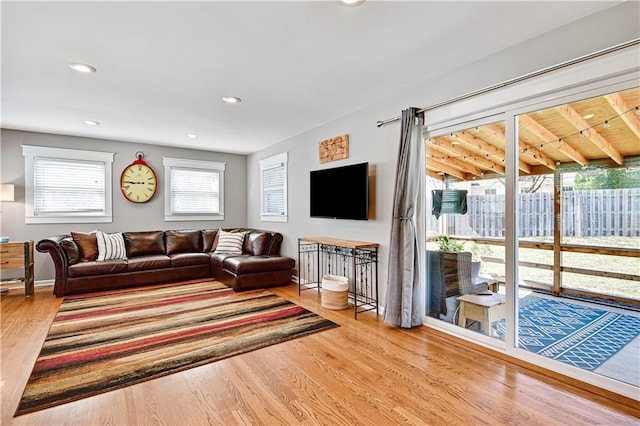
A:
[1, 283, 638, 425]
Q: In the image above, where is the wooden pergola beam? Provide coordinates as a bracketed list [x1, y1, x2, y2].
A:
[427, 139, 485, 177]
[604, 93, 640, 141]
[554, 104, 624, 165]
[519, 114, 589, 166]
[437, 135, 506, 175]
[426, 169, 445, 181]
[426, 158, 466, 180]
[481, 124, 532, 174]
[518, 141, 556, 170]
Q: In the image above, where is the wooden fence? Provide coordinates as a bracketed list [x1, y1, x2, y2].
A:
[441, 188, 640, 238]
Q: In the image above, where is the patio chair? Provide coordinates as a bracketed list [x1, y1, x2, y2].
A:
[427, 250, 488, 322]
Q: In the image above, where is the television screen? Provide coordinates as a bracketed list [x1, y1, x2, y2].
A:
[310, 162, 369, 220]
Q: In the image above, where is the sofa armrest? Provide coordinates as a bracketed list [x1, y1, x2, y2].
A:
[36, 235, 72, 297]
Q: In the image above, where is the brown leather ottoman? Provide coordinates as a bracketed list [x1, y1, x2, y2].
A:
[221, 255, 295, 292]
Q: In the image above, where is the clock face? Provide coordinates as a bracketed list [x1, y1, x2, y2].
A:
[120, 163, 157, 203]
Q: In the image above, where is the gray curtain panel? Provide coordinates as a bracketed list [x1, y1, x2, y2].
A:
[383, 107, 424, 328]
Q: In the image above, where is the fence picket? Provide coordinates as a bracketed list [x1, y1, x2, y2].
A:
[461, 188, 640, 238]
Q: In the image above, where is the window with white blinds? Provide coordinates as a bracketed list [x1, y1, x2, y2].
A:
[259, 152, 288, 222]
[22, 145, 114, 224]
[163, 157, 226, 221]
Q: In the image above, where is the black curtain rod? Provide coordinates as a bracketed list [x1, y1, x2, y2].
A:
[376, 39, 640, 128]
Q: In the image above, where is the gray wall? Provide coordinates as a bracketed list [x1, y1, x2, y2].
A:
[0, 129, 247, 282]
[246, 2, 640, 307]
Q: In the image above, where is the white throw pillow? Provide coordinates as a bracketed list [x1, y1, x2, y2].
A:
[96, 231, 127, 261]
[213, 230, 245, 255]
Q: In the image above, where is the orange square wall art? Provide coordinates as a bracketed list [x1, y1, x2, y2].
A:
[318, 134, 349, 163]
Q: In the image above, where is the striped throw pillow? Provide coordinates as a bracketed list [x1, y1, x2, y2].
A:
[96, 231, 127, 261]
[213, 230, 245, 255]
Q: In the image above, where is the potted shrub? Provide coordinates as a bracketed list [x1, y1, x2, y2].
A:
[435, 235, 482, 283]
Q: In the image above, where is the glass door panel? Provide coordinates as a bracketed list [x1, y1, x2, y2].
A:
[425, 121, 507, 341]
[515, 87, 640, 388]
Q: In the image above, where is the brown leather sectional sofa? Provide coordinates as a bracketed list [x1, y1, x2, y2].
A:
[37, 228, 295, 297]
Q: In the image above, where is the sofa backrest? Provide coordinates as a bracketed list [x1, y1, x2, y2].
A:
[48, 228, 284, 265]
[165, 230, 202, 254]
[123, 231, 165, 257]
[200, 228, 283, 256]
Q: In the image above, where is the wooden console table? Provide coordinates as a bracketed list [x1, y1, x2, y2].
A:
[298, 237, 378, 319]
[0, 240, 35, 297]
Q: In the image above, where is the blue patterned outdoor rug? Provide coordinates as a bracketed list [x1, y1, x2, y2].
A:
[495, 295, 640, 371]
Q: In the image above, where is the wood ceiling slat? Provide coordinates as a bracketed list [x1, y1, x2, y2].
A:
[426, 87, 639, 182]
[604, 93, 640, 140]
[519, 114, 589, 166]
[429, 137, 505, 175]
[426, 158, 466, 180]
[428, 138, 484, 176]
[518, 140, 556, 170]
[554, 104, 624, 165]
[482, 124, 532, 173]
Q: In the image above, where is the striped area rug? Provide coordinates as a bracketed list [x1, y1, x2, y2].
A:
[16, 280, 338, 416]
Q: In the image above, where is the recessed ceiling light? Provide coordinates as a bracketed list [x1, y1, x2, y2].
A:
[69, 63, 97, 73]
[338, 0, 365, 6]
[187, 134, 198, 139]
[82, 120, 100, 126]
[582, 113, 595, 120]
[222, 96, 242, 104]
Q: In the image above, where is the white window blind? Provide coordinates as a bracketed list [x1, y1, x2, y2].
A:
[169, 167, 220, 214]
[22, 145, 114, 224]
[260, 152, 288, 222]
[163, 157, 226, 221]
[34, 157, 106, 214]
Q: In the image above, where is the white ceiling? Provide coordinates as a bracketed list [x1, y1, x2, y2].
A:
[1, 1, 620, 155]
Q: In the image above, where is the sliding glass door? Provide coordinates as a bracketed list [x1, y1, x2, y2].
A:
[420, 44, 639, 399]
[514, 87, 640, 388]
[424, 119, 507, 343]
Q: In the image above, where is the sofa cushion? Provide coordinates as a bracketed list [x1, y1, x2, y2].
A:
[214, 230, 245, 254]
[223, 255, 295, 274]
[170, 252, 210, 267]
[165, 230, 202, 255]
[124, 231, 165, 257]
[201, 229, 218, 252]
[245, 232, 271, 256]
[96, 231, 127, 261]
[68, 259, 128, 277]
[127, 255, 171, 272]
[71, 231, 98, 261]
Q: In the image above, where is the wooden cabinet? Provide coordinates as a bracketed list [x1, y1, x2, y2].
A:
[0, 241, 35, 297]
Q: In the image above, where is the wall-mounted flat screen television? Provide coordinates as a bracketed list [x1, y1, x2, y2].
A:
[310, 162, 369, 220]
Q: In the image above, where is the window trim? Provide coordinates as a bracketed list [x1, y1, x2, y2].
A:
[259, 152, 288, 223]
[162, 157, 226, 221]
[22, 145, 114, 224]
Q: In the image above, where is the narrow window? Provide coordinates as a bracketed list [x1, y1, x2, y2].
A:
[260, 152, 288, 222]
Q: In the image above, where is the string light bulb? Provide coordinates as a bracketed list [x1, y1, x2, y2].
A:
[603, 120, 610, 129]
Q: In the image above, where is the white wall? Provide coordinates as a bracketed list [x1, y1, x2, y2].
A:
[0, 129, 247, 282]
[246, 2, 640, 308]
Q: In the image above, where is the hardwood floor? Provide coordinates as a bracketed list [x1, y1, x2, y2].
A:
[1, 283, 638, 425]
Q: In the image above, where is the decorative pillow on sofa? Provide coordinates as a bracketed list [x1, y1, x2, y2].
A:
[96, 231, 127, 261]
[71, 231, 98, 262]
[213, 230, 245, 255]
